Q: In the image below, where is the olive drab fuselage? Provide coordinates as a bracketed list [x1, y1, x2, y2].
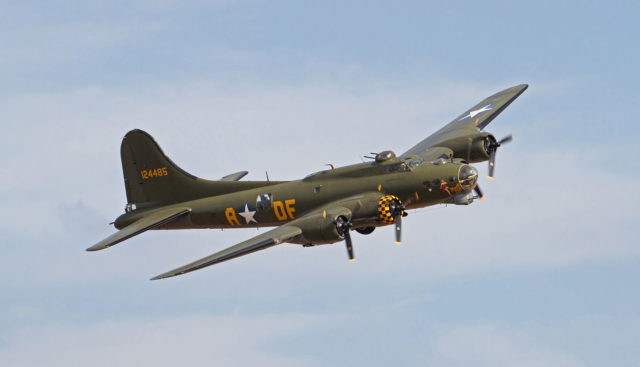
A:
[115, 157, 472, 233]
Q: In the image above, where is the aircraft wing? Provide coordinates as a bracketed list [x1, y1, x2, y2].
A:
[151, 225, 303, 280]
[87, 207, 191, 251]
[401, 84, 528, 158]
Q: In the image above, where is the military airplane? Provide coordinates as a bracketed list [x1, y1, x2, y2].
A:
[88, 84, 528, 280]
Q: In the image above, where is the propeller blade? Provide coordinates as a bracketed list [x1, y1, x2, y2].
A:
[345, 230, 354, 261]
[498, 134, 513, 145]
[335, 215, 355, 262]
[394, 214, 402, 245]
[474, 184, 484, 200]
[488, 149, 496, 179]
[487, 134, 510, 179]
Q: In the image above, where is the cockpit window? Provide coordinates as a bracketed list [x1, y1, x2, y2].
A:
[386, 163, 409, 173]
[407, 159, 423, 168]
[401, 157, 423, 169]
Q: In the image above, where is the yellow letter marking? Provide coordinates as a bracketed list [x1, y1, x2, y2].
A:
[273, 201, 288, 221]
[225, 208, 240, 226]
[285, 199, 296, 219]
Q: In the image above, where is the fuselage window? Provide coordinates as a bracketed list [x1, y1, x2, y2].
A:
[256, 194, 272, 210]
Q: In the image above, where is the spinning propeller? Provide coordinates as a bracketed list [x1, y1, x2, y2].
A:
[388, 199, 405, 245]
[485, 134, 513, 179]
[334, 216, 354, 261]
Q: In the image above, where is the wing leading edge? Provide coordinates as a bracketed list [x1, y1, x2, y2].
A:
[151, 225, 303, 280]
[402, 84, 528, 158]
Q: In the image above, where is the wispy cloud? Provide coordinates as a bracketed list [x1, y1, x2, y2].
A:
[431, 322, 584, 367]
[0, 314, 323, 367]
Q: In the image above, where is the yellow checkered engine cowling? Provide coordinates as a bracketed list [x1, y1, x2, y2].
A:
[377, 195, 403, 224]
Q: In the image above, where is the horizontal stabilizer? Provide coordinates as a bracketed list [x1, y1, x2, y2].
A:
[87, 207, 191, 251]
[151, 225, 302, 280]
[219, 171, 249, 181]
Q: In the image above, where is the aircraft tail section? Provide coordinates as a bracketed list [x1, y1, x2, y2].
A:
[121, 129, 190, 206]
[120, 129, 278, 208]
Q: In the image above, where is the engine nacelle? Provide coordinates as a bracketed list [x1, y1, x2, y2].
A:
[436, 133, 496, 163]
[293, 206, 352, 245]
[377, 195, 404, 224]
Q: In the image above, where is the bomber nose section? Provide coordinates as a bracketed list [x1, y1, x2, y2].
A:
[458, 164, 479, 191]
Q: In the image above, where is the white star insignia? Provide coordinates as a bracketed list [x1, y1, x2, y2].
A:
[238, 203, 257, 224]
[458, 104, 494, 121]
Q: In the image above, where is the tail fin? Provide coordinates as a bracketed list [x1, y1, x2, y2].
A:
[121, 129, 198, 206]
[120, 129, 274, 208]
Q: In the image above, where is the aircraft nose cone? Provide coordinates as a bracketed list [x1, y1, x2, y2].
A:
[459, 164, 478, 191]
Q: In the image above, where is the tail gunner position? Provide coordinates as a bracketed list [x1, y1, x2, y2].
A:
[88, 84, 528, 279]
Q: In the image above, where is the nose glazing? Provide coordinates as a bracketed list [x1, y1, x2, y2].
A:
[459, 165, 478, 191]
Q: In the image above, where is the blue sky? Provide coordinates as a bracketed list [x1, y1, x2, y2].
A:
[1, 1, 639, 366]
